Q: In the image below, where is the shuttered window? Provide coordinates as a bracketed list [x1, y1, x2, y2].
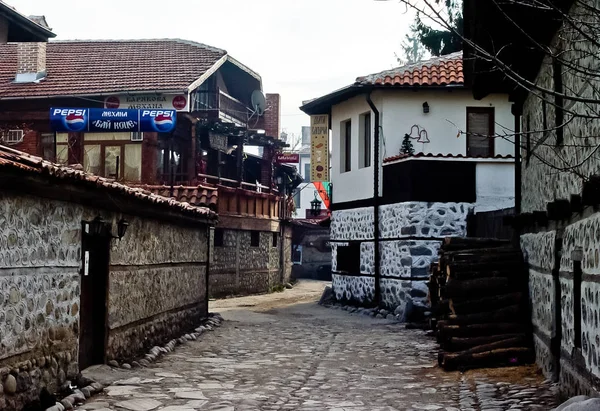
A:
[466, 107, 494, 157]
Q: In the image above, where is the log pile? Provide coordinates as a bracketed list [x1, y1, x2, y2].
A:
[429, 237, 534, 371]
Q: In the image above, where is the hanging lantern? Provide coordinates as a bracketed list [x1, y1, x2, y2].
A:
[310, 191, 322, 216]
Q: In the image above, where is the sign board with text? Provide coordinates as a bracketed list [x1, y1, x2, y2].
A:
[310, 115, 329, 182]
[275, 153, 300, 164]
[104, 94, 189, 112]
[50, 108, 177, 133]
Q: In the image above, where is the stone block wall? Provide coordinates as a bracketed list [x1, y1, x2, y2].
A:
[0, 193, 82, 410]
[331, 202, 472, 313]
[107, 216, 209, 361]
[210, 229, 283, 297]
[521, 213, 600, 394]
[0, 192, 210, 410]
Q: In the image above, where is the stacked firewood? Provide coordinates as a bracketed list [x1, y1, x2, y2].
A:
[429, 237, 534, 371]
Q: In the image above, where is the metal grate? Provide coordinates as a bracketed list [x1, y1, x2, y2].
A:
[5, 129, 24, 143]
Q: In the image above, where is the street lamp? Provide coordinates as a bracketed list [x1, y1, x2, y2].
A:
[310, 191, 322, 216]
[89, 216, 106, 236]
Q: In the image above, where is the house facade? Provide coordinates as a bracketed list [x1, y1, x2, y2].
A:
[0, 38, 298, 297]
[301, 53, 514, 316]
[0, 145, 215, 411]
[464, 0, 600, 395]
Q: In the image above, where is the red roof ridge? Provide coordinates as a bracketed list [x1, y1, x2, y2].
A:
[356, 51, 464, 87]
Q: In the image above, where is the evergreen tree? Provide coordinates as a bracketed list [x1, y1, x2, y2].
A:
[401, 134, 415, 155]
[395, 23, 425, 65]
[414, 0, 463, 56]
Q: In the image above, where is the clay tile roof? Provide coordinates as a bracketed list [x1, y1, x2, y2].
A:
[0, 39, 232, 98]
[356, 51, 464, 87]
[0, 144, 217, 220]
[139, 185, 219, 211]
[383, 151, 515, 163]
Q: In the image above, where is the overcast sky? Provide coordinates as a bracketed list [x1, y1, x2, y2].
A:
[10, 0, 413, 138]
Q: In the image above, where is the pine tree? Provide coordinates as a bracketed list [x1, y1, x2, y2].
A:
[401, 134, 415, 155]
[395, 23, 425, 65]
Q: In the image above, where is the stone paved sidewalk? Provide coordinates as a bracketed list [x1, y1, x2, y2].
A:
[82, 280, 560, 411]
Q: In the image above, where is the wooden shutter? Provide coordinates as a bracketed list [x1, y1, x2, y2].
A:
[467, 108, 494, 157]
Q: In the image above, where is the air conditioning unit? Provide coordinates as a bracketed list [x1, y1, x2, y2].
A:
[5, 130, 24, 143]
[130, 132, 143, 142]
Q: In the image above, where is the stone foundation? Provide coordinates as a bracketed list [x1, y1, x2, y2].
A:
[0, 348, 78, 411]
[107, 304, 206, 361]
[331, 201, 471, 313]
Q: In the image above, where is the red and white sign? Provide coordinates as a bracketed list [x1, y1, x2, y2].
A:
[103, 94, 189, 112]
[275, 153, 300, 164]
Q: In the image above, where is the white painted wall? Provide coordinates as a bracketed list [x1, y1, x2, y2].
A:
[377, 90, 513, 158]
[475, 162, 515, 213]
[329, 89, 514, 205]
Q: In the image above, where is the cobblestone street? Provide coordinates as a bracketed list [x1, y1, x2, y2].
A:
[82, 281, 560, 411]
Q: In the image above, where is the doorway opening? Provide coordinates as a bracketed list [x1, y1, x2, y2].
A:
[78, 222, 111, 370]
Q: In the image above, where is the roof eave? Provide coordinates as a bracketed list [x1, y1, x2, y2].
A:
[0, 3, 56, 41]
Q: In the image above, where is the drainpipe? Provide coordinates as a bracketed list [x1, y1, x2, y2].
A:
[205, 224, 212, 316]
[511, 103, 522, 246]
[366, 93, 381, 307]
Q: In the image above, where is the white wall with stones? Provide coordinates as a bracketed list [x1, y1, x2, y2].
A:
[331, 201, 471, 311]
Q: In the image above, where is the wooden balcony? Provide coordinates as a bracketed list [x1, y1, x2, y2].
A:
[192, 89, 248, 126]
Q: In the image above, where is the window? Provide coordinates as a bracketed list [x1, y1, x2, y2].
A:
[40, 133, 55, 162]
[130, 132, 143, 142]
[336, 242, 360, 273]
[293, 190, 301, 209]
[157, 134, 189, 184]
[304, 163, 311, 182]
[466, 107, 494, 157]
[250, 231, 260, 247]
[214, 228, 224, 247]
[5, 129, 23, 143]
[341, 120, 351, 172]
[55, 133, 69, 164]
[272, 232, 278, 248]
[78, 133, 142, 181]
[359, 112, 371, 168]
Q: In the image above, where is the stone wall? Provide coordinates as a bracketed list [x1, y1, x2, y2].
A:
[210, 229, 283, 297]
[0, 192, 210, 410]
[107, 216, 208, 360]
[0, 193, 82, 410]
[331, 202, 472, 313]
[521, 231, 556, 379]
[519, 0, 600, 394]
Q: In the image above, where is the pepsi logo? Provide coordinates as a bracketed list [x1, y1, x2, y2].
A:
[153, 113, 174, 132]
[59, 110, 87, 131]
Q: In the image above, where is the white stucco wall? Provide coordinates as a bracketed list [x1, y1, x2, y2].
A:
[475, 161, 515, 212]
[329, 89, 514, 205]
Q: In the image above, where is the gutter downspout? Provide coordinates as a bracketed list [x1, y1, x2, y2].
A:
[511, 103, 522, 245]
[366, 93, 381, 307]
[206, 224, 212, 316]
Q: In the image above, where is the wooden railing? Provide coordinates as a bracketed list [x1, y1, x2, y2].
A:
[192, 89, 248, 125]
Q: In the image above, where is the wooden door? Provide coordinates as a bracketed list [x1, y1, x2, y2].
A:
[78, 226, 110, 370]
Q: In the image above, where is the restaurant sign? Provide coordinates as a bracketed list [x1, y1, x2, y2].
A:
[104, 94, 189, 111]
[50, 108, 177, 133]
[274, 153, 300, 164]
[310, 115, 329, 182]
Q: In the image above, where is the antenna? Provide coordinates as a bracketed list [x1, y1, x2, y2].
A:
[251, 90, 267, 116]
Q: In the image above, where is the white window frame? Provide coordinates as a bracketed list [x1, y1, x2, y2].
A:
[5, 129, 24, 143]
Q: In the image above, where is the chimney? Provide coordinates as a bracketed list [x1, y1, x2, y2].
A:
[264, 93, 281, 139]
[15, 42, 47, 83]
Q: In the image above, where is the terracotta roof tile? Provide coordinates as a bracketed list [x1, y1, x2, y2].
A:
[0, 144, 217, 219]
[139, 184, 219, 211]
[0, 39, 229, 98]
[383, 152, 514, 163]
[356, 52, 464, 87]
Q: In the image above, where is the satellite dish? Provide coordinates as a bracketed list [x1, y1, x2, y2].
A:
[251, 90, 267, 116]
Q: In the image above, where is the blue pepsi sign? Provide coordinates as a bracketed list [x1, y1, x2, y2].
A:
[50, 108, 177, 133]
